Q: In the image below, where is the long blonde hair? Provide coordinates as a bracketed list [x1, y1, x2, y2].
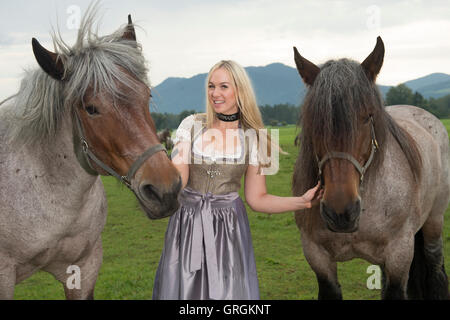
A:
[205, 60, 263, 131]
[205, 60, 277, 170]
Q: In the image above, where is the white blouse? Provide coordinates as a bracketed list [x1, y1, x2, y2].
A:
[173, 114, 260, 166]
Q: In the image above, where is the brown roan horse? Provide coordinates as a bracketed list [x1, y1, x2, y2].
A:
[0, 8, 180, 299]
[292, 37, 449, 299]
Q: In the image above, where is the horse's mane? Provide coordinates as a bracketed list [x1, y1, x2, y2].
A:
[4, 2, 149, 147]
[293, 58, 422, 226]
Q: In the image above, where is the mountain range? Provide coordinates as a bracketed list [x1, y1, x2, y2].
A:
[151, 63, 450, 114]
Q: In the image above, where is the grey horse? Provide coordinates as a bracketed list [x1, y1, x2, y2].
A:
[0, 6, 180, 299]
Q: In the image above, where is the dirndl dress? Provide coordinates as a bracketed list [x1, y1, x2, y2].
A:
[152, 113, 260, 300]
[152, 187, 259, 300]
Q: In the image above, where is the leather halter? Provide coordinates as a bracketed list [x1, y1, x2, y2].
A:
[74, 111, 167, 189]
[316, 116, 379, 184]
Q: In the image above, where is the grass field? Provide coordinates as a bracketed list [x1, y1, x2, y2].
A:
[13, 120, 450, 300]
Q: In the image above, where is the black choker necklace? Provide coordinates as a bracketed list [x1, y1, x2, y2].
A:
[217, 111, 240, 122]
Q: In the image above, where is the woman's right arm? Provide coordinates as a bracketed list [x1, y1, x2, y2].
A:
[170, 114, 195, 189]
[171, 141, 190, 189]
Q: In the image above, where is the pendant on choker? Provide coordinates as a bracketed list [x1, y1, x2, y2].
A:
[217, 111, 240, 122]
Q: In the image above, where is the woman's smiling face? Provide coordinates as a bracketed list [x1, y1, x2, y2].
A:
[208, 68, 238, 115]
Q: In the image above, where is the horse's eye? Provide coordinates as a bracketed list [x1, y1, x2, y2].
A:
[85, 105, 99, 115]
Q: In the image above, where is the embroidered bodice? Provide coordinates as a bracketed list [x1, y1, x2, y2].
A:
[174, 114, 257, 195]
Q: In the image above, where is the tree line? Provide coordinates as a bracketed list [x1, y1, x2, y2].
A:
[385, 84, 450, 119]
[151, 104, 301, 131]
[152, 109, 197, 131]
[151, 85, 450, 131]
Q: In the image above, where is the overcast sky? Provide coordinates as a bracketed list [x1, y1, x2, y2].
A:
[1, 0, 449, 100]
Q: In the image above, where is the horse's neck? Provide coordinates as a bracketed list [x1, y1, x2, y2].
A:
[33, 115, 100, 191]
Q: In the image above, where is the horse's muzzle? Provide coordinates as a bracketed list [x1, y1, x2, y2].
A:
[133, 177, 182, 219]
[320, 199, 361, 233]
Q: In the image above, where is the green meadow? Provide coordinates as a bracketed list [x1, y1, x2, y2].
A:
[14, 121, 450, 300]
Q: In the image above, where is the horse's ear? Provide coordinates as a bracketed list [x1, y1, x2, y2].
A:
[122, 14, 137, 41]
[32, 38, 64, 81]
[361, 36, 385, 82]
[293, 47, 320, 86]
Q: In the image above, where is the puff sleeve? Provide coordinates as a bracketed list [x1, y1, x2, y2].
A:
[173, 114, 196, 145]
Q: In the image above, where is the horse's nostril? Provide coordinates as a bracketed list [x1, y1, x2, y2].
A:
[347, 199, 361, 221]
[141, 184, 163, 203]
[320, 201, 336, 221]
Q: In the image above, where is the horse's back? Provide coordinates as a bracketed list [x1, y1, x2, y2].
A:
[386, 105, 450, 215]
[387, 104, 447, 138]
[386, 105, 449, 170]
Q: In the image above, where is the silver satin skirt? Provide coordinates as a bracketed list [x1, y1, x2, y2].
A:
[152, 187, 260, 300]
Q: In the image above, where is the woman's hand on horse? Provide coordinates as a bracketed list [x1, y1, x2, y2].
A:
[300, 181, 323, 209]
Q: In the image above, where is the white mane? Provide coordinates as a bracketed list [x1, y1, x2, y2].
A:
[3, 2, 149, 146]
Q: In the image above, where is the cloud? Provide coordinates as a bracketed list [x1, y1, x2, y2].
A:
[0, 0, 449, 99]
[0, 33, 14, 46]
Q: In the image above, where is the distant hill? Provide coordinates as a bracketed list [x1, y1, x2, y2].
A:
[151, 74, 207, 114]
[404, 73, 450, 98]
[403, 73, 450, 92]
[244, 63, 305, 107]
[151, 63, 306, 114]
[151, 63, 450, 114]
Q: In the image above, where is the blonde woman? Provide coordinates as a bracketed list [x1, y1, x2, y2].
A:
[152, 60, 321, 300]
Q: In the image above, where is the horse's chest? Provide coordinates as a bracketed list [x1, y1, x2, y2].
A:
[29, 235, 91, 265]
[16, 234, 95, 282]
[321, 233, 384, 264]
[16, 183, 107, 270]
[55, 234, 95, 262]
[323, 236, 358, 261]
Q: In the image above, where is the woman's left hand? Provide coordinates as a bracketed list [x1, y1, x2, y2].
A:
[300, 181, 323, 209]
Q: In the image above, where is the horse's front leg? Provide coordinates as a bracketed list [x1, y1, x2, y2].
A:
[302, 237, 342, 300]
[0, 258, 16, 300]
[66, 238, 102, 300]
[381, 234, 414, 300]
[45, 237, 103, 300]
[316, 267, 342, 300]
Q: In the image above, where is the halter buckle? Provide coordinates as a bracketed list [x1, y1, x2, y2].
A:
[81, 139, 89, 153]
[372, 138, 379, 150]
[121, 176, 131, 188]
